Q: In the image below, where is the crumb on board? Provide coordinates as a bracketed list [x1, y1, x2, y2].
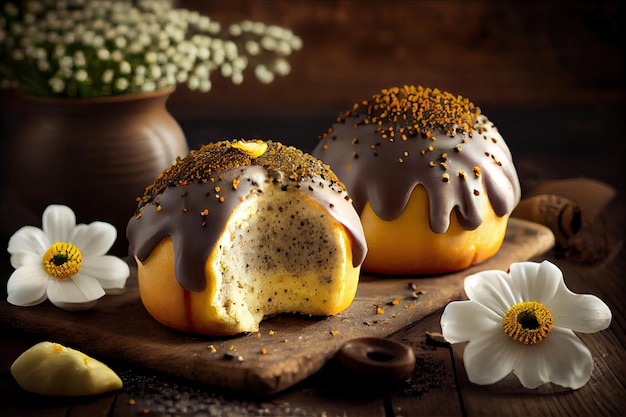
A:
[425, 331, 450, 347]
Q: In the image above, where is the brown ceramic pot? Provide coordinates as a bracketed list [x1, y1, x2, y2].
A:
[4, 87, 188, 254]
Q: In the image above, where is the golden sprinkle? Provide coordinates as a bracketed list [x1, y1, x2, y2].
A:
[376, 307, 385, 315]
[261, 348, 268, 355]
[502, 301, 553, 345]
[269, 330, 275, 336]
[341, 85, 480, 138]
[330, 330, 338, 336]
[442, 173, 450, 182]
[135, 141, 344, 213]
[473, 166, 481, 177]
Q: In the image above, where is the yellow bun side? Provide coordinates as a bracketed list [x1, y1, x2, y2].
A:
[136, 195, 361, 336]
[361, 185, 508, 275]
[136, 238, 225, 334]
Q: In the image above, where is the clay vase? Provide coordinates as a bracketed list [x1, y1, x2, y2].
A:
[3, 87, 188, 254]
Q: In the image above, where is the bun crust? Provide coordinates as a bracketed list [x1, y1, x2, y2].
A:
[312, 86, 520, 274]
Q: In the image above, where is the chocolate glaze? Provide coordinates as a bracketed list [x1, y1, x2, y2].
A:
[126, 141, 367, 293]
[312, 87, 521, 233]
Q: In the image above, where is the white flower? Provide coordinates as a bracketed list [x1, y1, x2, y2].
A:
[74, 69, 88, 82]
[6, 205, 130, 311]
[1, 1, 302, 97]
[440, 260, 611, 389]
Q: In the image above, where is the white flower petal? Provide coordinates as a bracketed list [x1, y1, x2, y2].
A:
[463, 330, 517, 385]
[509, 260, 561, 303]
[42, 205, 76, 243]
[548, 285, 612, 333]
[7, 266, 49, 307]
[46, 274, 105, 305]
[81, 256, 130, 290]
[10, 252, 41, 269]
[513, 327, 593, 389]
[464, 270, 519, 316]
[511, 343, 550, 389]
[8, 226, 49, 256]
[70, 222, 117, 256]
[441, 300, 501, 344]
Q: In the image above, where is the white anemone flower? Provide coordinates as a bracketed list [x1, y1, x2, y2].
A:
[7, 205, 130, 311]
[441, 260, 611, 390]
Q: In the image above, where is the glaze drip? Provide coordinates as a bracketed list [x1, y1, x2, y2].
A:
[312, 86, 521, 233]
[127, 140, 367, 292]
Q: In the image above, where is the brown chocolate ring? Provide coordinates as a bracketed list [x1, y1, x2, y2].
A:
[335, 337, 416, 379]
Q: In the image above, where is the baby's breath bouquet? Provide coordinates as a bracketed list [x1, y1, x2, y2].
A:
[0, 0, 302, 97]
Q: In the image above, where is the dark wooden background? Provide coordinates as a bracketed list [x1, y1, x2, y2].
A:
[170, 0, 622, 111]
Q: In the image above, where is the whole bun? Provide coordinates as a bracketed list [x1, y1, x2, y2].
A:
[312, 85, 521, 275]
[127, 140, 367, 335]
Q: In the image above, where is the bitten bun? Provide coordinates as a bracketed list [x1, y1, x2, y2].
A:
[312, 85, 521, 275]
[127, 140, 367, 336]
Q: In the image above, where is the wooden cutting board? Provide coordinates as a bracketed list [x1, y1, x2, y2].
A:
[0, 218, 554, 395]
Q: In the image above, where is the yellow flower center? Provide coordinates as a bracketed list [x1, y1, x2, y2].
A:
[42, 242, 82, 280]
[502, 301, 553, 345]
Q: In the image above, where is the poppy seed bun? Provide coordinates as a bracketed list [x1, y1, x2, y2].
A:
[312, 86, 521, 275]
[127, 140, 367, 336]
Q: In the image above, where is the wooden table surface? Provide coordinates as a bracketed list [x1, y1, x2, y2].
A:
[1, 241, 624, 417]
[1, 102, 625, 416]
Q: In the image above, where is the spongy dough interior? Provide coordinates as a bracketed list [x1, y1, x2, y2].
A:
[204, 185, 359, 333]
